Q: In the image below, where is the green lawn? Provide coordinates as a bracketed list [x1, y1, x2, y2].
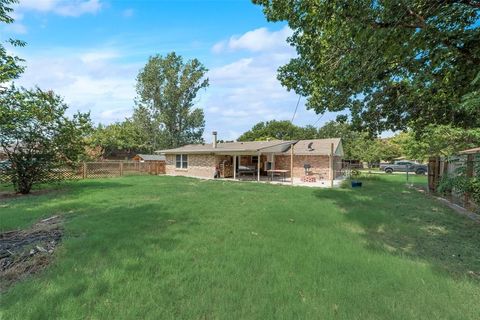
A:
[1, 175, 479, 319]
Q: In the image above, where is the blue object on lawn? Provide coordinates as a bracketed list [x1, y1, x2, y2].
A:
[351, 181, 362, 188]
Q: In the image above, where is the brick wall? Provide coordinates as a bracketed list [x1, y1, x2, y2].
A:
[275, 154, 335, 179]
[165, 154, 216, 179]
[165, 153, 343, 180]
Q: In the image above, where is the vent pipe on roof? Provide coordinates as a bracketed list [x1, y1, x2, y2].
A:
[212, 131, 217, 148]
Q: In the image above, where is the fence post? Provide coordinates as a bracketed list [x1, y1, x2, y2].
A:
[120, 162, 123, 176]
[82, 162, 86, 179]
[465, 154, 474, 208]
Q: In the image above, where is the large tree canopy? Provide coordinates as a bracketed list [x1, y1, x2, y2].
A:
[135, 52, 208, 149]
[253, 0, 480, 134]
[237, 120, 317, 141]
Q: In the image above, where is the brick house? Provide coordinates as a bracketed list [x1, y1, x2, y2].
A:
[157, 133, 343, 185]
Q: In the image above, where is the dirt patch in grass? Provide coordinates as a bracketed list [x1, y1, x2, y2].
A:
[0, 215, 63, 291]
[0, 189, 59, 200]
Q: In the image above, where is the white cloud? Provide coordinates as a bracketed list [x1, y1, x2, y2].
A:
[80, 50, 119, 63]
[212, 26, 293, 53]
[10, 25, 336, 142]
[4, 22, 28, 34]
[16, 0, 102, 17]
[204, 26, 341, 141]
[16, 48, 138, 124]
[203, 48, 301, 140]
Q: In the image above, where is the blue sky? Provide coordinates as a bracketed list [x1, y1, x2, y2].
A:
[3, 0, 341, 141]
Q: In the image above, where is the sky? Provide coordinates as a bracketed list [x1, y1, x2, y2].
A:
[2, 0, 343, 142]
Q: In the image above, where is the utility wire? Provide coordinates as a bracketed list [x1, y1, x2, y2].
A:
[312, 113, 325, 127]
[291, 95, 301, 123]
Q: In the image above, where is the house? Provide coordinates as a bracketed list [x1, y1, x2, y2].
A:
[156, 132, 344, 185]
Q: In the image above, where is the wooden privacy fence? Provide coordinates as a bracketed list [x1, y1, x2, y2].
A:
[428, 154, 479, 210]
[59, 161, 165, 180]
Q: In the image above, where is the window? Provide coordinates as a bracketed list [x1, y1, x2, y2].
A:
[251, 156, 258, 164]
[175, 154, 188, 169]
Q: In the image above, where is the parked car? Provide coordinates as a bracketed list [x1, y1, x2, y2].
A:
[379, 160, 427, 175]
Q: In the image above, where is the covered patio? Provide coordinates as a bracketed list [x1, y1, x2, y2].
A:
[215, 140, 294, 182]
[158, 135, 344, 187]
[214, 139, 340, 187]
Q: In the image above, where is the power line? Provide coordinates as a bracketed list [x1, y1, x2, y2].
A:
[312, 113, 325, 127]
[291, 95, 301, 123]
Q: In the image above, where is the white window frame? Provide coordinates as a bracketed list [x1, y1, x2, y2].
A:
[175, 154, 188, 169]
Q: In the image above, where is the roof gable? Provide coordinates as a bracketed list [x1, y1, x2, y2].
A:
[285, 138, 343, 156]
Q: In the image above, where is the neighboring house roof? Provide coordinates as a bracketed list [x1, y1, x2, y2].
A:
[135, 154, 166, 161]
[459, 147, 480, 155]
[156, 138, 343, 156]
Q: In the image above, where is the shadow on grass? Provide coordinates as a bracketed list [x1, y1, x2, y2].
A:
[313, 177, 480, 282]
[0, 179, 134, 201]
[2, 201, 200, 317]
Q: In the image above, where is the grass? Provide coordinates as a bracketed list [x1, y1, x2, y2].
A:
[1, 175, 479, 319]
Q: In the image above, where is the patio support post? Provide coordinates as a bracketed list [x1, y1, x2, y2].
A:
[257, 153, 261, 182]
[329, 143, 334, 188]
[290, 143, 294, 185]
[233, 155, 237, 180]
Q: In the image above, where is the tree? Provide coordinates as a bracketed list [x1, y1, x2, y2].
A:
[237, 120, 317, 141]
[461, 71, 480, 116]
[135, 52, 208, 149]
[377, 138, 402, 162]
[0, 87, 92, 194]
[0, 0, 25, 84]
[253, 0, 480, 134]
[89, 120, 145, 158]
[317, 120, 362, 159]
[396, 125, 480, 161]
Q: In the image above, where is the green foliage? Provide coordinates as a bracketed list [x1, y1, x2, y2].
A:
[238, 120, 317, 141]
[317, 120, 401, 162]
[89, 120, 146, 158]
[0, 86, 92, 194]
[238, 119, 403, 163]
[438, 155, 480, 207]
[253, 0, 480, 134]
[0, 0, 25, 83]
[460, 72, 480, 115]
[397, 125, 480, 160]
[135, 52, 208, 149]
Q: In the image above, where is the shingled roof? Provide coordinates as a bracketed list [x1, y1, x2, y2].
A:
[156, 138, 343, 156]
[157, 140, 295, 154]
[135, 154, 166, 161]
[285, 138, 343, 156]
